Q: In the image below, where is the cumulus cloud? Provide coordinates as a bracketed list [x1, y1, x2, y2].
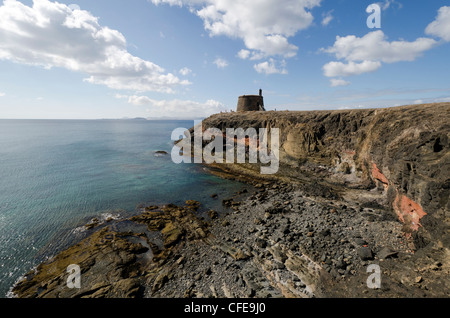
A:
[237, 49, 250, 60]
[323, 60, 382, 77]
[426, 6, 450, 42]
[321, 5, 450, 83]
[150, 0, 321, 59]
[179, 67, 192, 76]
[322, 30, 437, 79]
[213, 58, 229, 69]
[254, 58, 288, 75]
[119, 94, 227, 118]
[329, 78, 350, 87]
[127, 95, 154, 106]
[0, 0, 189, 93]
[324, 31, 437, 64]
[237, 49, 265, 61]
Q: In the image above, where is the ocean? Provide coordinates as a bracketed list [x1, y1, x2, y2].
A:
[0, 119, 247, 297]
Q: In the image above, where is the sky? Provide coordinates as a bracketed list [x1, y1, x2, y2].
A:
[0, 0, 449, 119]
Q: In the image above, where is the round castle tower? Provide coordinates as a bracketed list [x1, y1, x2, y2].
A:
[236, 89, 265, 112]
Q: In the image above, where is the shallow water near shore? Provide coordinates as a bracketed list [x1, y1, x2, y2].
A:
[0, 119, 248, 297]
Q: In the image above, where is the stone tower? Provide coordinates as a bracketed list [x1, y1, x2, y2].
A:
[236, 89, 265, 112]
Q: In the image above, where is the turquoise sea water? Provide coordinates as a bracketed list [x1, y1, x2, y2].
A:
[0, 119, 247, 297]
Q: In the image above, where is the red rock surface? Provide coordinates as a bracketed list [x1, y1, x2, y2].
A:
[393, 191, 428, 231]
[372, 163, 389, 188]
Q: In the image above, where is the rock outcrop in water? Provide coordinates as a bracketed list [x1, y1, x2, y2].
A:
[12, 228, 149, 298]
[11, 201, 211, 298]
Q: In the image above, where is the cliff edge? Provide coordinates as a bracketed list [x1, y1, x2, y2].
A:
[201, 103, 449, 248]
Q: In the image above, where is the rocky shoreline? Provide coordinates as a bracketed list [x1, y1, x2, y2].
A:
[10, 178, 449, 298]
[143, 179, 448, 298]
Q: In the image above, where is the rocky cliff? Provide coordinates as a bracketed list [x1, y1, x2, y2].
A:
[199, 103, 449, 247]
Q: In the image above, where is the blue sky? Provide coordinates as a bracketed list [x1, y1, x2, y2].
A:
[0, 0, 449, 119]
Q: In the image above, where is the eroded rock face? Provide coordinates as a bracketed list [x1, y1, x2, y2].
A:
[199, 103, 449, 245]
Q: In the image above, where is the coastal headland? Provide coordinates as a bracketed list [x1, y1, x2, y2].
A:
[10, 103, 449, 298]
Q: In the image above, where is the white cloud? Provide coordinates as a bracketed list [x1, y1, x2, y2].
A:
[324, 31, 437, 64]
[321, 30, 437, 80]
[237, 49, 266, 61]
[321, 10, 334, 26]
[254, 58, 288, 75]
[330, 78, 350, 87]
[151, 0, 321, 59]
[323, 60, 382, 77]
[179, 67, 192, 75]
[0, 92, 5, 97]
[213, 58, 229, 69]
[426, 6, 450, 42]
[321, 6, 450, 84]
[128, 95, 154, 106]
[0, 0, 189, 93]
[237, 49, 250, 60]
[123, 94, 227, 118]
